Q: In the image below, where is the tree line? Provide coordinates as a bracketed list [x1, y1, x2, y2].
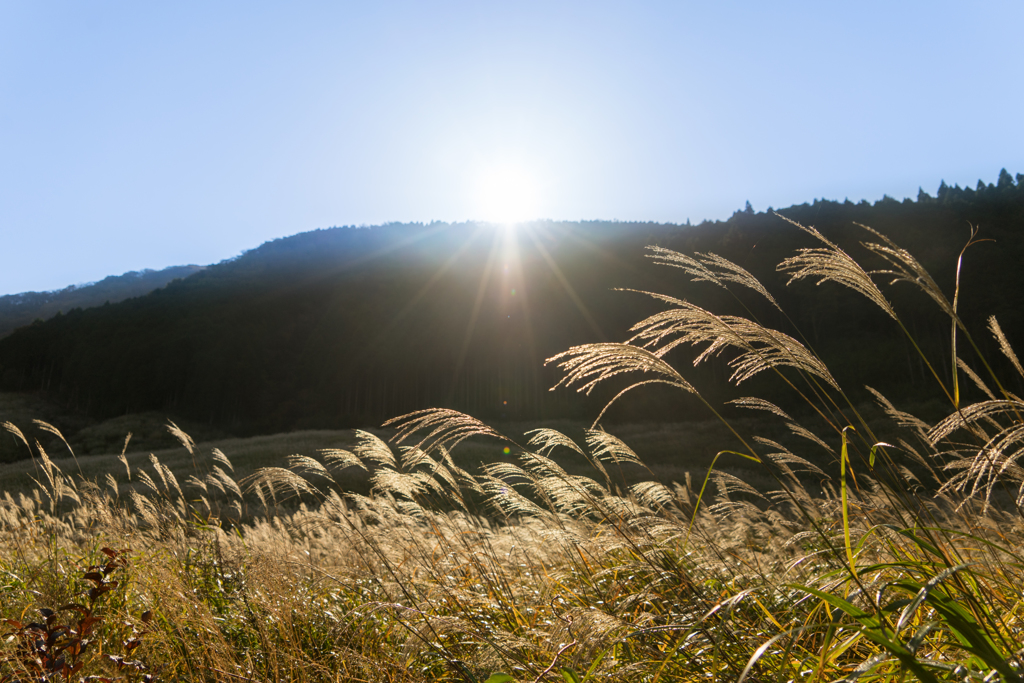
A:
[0, 265, 205, 339]
[2, 171, 1024, 444]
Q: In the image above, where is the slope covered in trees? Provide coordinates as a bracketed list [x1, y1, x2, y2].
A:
[0, 265, 205, 339]
[2, 171, 1024, 440]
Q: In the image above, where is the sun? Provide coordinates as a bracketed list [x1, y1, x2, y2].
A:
[475, 163, 540, 224]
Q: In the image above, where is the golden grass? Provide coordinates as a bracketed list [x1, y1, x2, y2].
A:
[3, 220, 1024, 682]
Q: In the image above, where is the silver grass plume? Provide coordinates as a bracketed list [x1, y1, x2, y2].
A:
[130, 490, 159, 528]
[286, 454, 336, 485]
[517, 450, 569, 479]
[384, 408, 508, 453]
[548, 342, 697, 396]
[673, 481, 691, 508]
[729, 397, 793, 421]
[481, 475, 550, 519]
[371, 469, 435, 499]
[396, 446, 462, 497]
[858, 223, 956, 319]
[423, 456, 461, 501]
[211, 447, 234, 472]
[205, 470, 226, 495]
[896, 439, 938, 473]
[319, 448, 366, 472]
[928, 400, 1024, 443]
[712, 471, 768, 502]
[525, 428, 585, 457]
[787, 422, 835, 454]
[242, 467, 322, 500]
[166, 420, 195, 455]
[549, 608, 630, 670]
[149, 454, 168, 490]
[708, 499, 764, 522]
[118, 433, 132, 480]
[989, 316, 1024, 379]
[33, 441, 59, 492]
[2, 422, 29, 453]
[210, 465, 244, 499]
[957, 358, 998, 401]
[625, 294, 838, 389]
[31, 420, 75, 457]
[161, 459, 184, 501]
[352, 429, 397, 467]
[480, 460, 532, 485]
[766, 482, 817, 517]
[440, 447, 484, 494]
[528, 428, 612, 482]
[398, 446, 435, 471]
[776, 217, 897, 320]
[630, 481, 680, 512]
[252, 481, 268, 510]
[937, 420, 1024, 507]
[584, 429, 645, 467]
[865, 387, 933, 439]
[647, 246, 781, 310]
[753, 437, 826, 478]
[146, 455, 184, 507]
[137, 469, 160, 495]
[534, 475, 605, 515]
[942, 448, 1021, 509]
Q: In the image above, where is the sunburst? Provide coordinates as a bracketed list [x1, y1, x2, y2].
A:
[474, 163, 540, 224]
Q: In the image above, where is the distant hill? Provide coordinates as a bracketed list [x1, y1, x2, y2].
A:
[0, 265, 206, 339]
[2, 170, 1024, 446]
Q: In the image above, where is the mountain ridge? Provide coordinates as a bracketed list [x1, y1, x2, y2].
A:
[2, 171, 1024, 454]
[0, 265, 206, 339]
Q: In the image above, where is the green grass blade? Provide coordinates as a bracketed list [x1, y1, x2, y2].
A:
[841, 426, 855, 573]
[788, 583, 872, 621]
[896, 563, 971, 632]
[484, 675, 516, 683]
[686, 450, 761, 542]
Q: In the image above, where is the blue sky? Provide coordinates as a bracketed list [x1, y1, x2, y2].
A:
[1, 1, 1022, 295]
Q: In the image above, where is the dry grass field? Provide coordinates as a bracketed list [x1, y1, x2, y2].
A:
[2, 221, 1024, 682]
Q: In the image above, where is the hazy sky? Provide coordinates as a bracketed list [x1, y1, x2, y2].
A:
[2, 1, 1022, 295]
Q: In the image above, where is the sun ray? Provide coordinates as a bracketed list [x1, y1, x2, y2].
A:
[500, 223, 543, 415]
[560, 224, 649, 280]
[523, 225, 608, 343]
[447, 227, 503, 405]
[343, 226, 489, 374]
[335, 222, 452, 272]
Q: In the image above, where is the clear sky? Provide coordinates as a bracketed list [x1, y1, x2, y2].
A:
[1, 1, 1022, 295]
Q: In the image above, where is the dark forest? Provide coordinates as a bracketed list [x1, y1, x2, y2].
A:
[3, 171, 1024, 438]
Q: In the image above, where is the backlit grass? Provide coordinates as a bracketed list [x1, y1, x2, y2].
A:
[2, 220, 1024, 682]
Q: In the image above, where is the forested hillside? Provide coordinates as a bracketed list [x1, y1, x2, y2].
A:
[0, 265, 205, 338]
[3, 170, 1024, 437]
